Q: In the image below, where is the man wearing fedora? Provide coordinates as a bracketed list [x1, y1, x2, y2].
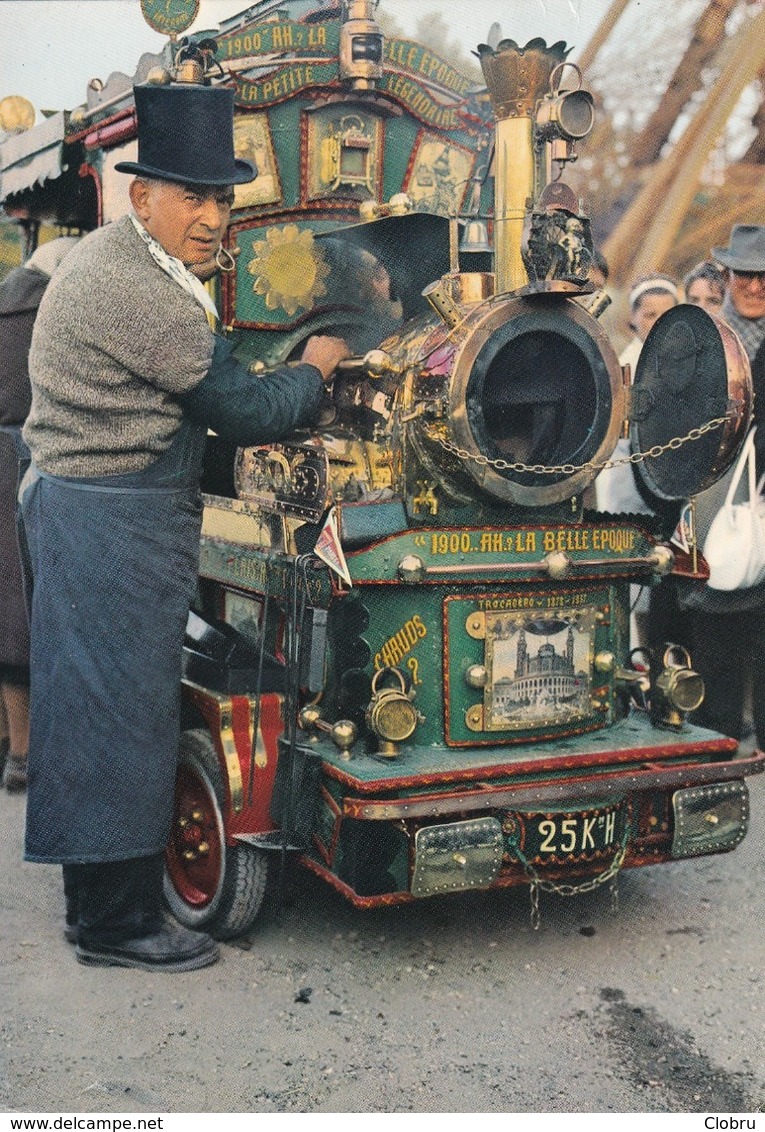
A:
[19, 82, 349, 972]
[679, 224, 765, 751]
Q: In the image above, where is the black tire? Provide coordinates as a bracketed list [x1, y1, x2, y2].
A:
[164, 729, 269, 940]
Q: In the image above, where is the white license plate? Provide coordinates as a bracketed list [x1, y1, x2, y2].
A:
[517, 804, 625, 861]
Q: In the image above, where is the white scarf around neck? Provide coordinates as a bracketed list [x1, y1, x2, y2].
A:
[130, 214, 219, 321]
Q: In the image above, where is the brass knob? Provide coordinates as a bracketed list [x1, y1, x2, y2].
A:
[542, 551, 572, 579]
[398, 555, 425, 583]
[146, 67, 172, 85]
[364, 349, 399, 377]
[388, 192, 413, 215]
[465, 704, 483, 730]
[650, 544, 675, 576]
[298, 705, 321, 731]
[331, 719, 358, 754]
[465, 664, 488, 689]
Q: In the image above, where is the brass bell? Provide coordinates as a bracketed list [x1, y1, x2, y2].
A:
[459, 219, 492, 254]
[175, 58, 206, 85]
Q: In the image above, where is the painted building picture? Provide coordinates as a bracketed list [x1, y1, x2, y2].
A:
[485, 614, 592, 730]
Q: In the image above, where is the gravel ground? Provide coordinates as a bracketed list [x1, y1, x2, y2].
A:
[1, 771, 763, 1114]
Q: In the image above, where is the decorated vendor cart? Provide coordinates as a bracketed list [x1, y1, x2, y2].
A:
[1, 0, 761, 937]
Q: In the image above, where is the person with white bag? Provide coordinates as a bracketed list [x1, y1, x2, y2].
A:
[595, 274, 681, 649]
[678, 225, 765, 749]
[702, 427, 765, 591]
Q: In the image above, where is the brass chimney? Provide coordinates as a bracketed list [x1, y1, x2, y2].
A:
[478, 38, 570, 294]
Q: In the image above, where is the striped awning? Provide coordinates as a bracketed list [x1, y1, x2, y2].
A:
[0, 112, 67, 202]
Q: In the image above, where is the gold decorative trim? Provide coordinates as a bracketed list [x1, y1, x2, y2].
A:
[217, 696, 245, 814]
[247, 225, 330, 316]
[183, 681, 245, 814]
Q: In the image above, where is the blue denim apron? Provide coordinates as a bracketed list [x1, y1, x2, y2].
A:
[20, 420, 207, 863]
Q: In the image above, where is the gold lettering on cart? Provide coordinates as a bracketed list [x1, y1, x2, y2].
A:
[379, 74, 459, 130]
[427, 528, 638, 557]
[592, 528, 637, 552]
[221, 22, 331, 59]
[383, 40, 471, 98]
[235, 64, 330, 106]
[374, 615, 427, 670]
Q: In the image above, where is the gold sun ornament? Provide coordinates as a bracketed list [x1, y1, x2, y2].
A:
[247, 225, 331, 317]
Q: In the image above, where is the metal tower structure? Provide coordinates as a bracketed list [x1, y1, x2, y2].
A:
[569, 0, 765, 284]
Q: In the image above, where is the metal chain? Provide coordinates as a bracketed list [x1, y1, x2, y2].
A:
[530, 880, 541, 931]
[521, 839, 628, 896]
[510, 822, 631, 933]
[429, 415, 728, 477]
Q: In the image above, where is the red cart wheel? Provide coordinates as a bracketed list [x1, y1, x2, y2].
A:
[164, 729, 268, 940]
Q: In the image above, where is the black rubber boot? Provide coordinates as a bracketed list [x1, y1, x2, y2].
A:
[76, 919, 219, 972]
[62, 864, 79, 943]
[72, 853, 218, 972]
[2, 752, 27, 793]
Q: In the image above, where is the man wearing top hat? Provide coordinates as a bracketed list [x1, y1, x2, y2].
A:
[20, 81, 349, 971]
[678, 224, 765, 752]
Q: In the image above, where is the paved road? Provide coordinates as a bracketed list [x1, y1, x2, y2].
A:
[1, 769, 763, 1114]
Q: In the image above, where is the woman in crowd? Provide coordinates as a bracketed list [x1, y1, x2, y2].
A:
[683, 260, 725, 316]
[595, 273, 681, 647]
[0, 236, 80, 792]
[618, 273, 679, 374]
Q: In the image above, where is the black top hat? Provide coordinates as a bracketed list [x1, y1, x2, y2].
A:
[711, 225, 765, 272]
[114, 83, 256, 186]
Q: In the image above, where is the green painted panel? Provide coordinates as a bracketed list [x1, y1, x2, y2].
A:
[265, 101, 304, 205]
[444, 585, 612, 745]
[234, 218, 353, 326]
[198, 538, 333, 607]
[313, 714, 733, 788]
[355, 586, 447, 748]
[381, 116, 420, 198]
[345, 523, 656, 583]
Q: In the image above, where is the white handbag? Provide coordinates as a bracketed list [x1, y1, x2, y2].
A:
[703, 427, 765, 591]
